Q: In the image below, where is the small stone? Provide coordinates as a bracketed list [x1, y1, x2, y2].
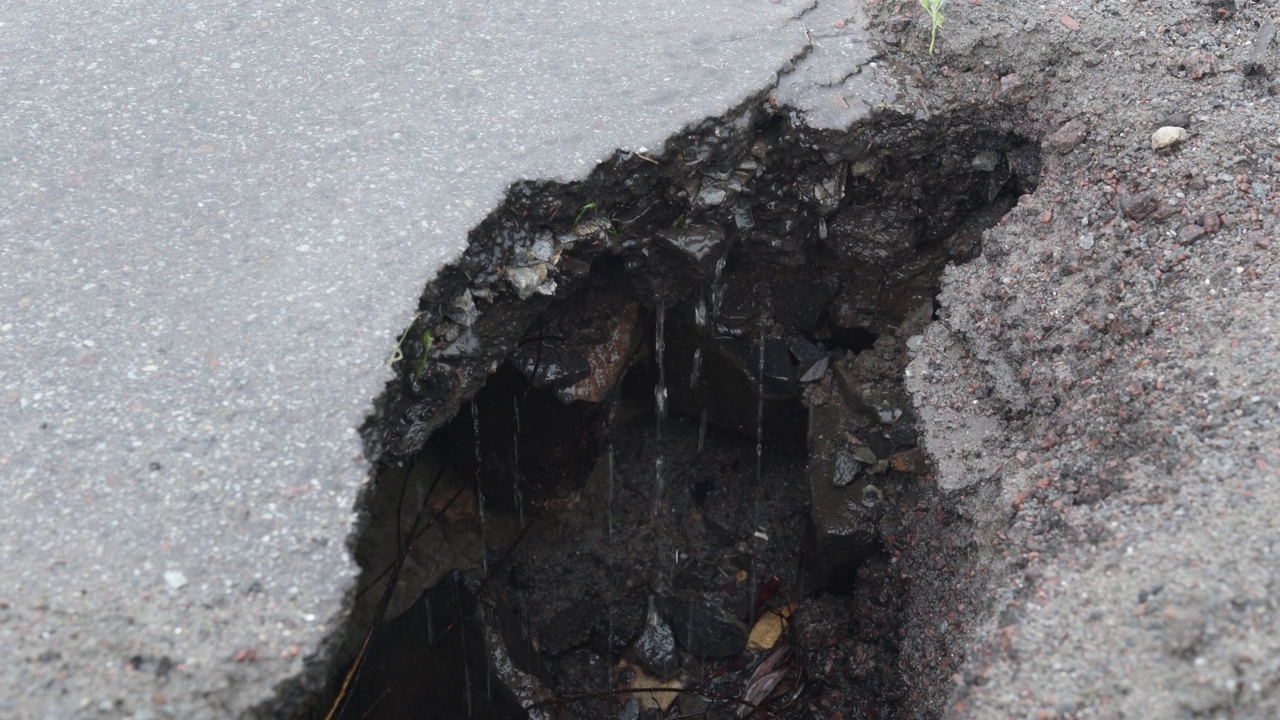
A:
[1050, 120, 1086, 154]
[1079, 234, 1095, 250]
[1151, 126, 1188, 151]
[1202, 211, 1221, 234]
[745, 606, 793, 653]
[632, 608, 680, 680]
[998, 73, 1023, 96]
[1156, 111, 1191, 129]
[1177, 224, 1206, 245]
[832, 452, 863, 488]
[890, 448, 928, 473]
[444, 291, 479, 327]
[971, 150, 1000, 172]
[696, 184, 728, 207]
[624, 664, 683, 712]
[1121, 191, 1159, 220]
[163, 571, 188, 590]
[504, 264, 548, 300]
[1059, 13, 1081, 31]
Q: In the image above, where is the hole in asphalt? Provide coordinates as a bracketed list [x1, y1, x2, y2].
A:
[275, 100, 1040, 720]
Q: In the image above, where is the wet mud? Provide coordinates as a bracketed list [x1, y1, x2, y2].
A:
[278, 91, 1041, 719]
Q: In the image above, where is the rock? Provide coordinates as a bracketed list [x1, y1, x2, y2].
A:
[558, 301, 641, 403]
[659, 596, 747, 657]
[657, 223, 725, 265]
[890, 448, 928, 473]
[1151, 126, 1188, 151]
[1177, 224, 1206, 245]
[1156, 111, 1191, 129]
[745, 606, 793, 653]
[504, 263, 548, 300]
[1120, 190, 1160, 220]
[1202, 211, 1221, 234]
[1050, 120, 1086, 154]
[806, 400, 881, 593]
[971, 150, 1000, 172]
[509, 337, 591, 390]
[631, 606, 680, 680]
[623, 663, 683, 711]
[445, 291, 480, 327]
[832, 451, 864, 488]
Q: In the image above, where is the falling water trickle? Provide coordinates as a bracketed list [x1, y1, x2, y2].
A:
[750, 318, 767, 622]
[457, 582, 474, 718]
[710, 256, 727, 321]
[511, 396, 524, 527]
[698, 408, 708, 455]
[653, 299, 667, 517]
[472, 398, 488, 576]
[690, 347, 702, 389]
[606, 444, 615, 541]
[605, 444, 616, 689]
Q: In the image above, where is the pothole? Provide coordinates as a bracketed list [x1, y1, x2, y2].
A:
[287, 98, 1039, 719]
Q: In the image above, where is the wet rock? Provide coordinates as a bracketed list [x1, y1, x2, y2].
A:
[558, 301, 642, 403]
[510, 337, 591, 390]
[436, 327, 482, 359]
[1151, 126, 1188, 151]
[695, 182, 731, 208]
[658, 596, 747, 657]
[890, 447, 928, 473]
[886, 409, 919, 448]
[631, 605, 680, 680]
[745, 606, 792, 653]
[505, 263, 549, 300]
[445, 290, 480, 327]
[657, 223, 725, 266]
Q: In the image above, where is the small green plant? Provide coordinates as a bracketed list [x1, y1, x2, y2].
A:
[919, 0, 946, 56]
[573, 202, 598, 226]
[414, 329, 432, 378]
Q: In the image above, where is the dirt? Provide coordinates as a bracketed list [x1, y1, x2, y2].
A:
[858, 0, 1280, 716]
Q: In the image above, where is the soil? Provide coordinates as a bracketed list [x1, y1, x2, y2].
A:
[859, 0, 1280, 717]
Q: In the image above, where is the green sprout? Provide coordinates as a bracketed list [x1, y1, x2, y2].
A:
[573, 202, 598, 226]
[415, 329, 432, 378]
[919, 0, 946, 56]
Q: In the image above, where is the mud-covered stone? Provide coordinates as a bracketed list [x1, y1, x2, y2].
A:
[807, 399, 881, 593]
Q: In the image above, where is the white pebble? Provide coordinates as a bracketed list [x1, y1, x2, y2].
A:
[1151, 126, 1188, 151]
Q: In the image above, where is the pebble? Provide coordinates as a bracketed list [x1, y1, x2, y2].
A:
[163, 570, 188, 590]
[1151, 126, 1188, 151]
[1050, 119, 1087, 154]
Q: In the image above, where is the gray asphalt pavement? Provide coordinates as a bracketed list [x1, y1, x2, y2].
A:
[0, 2, 832, 716]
